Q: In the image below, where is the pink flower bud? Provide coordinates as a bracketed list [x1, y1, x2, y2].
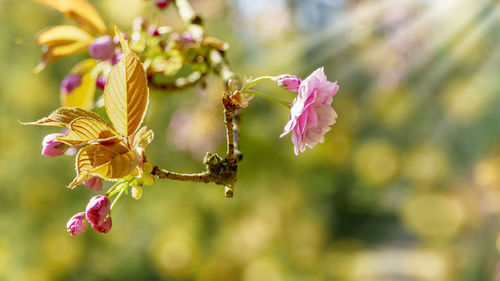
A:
[148, 25, 160, 36]
[155, 0, 170, 9]
[89, 36, 115, 61]
[112, 51, 122, 66]
[66, 212, 88, 236]
[96, 76, 107, 90]
[42, 133, 69, 157]
[82, 176, 103, 191]
[85, 195, 111, 226]
[182, 31, 195, 45]
[112, 32, 128, 45]
[92, 216, 112, 233]
[60, 74, 81, 94]
[273, 74, 302, 91]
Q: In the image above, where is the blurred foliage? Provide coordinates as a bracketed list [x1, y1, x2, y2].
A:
[1, 0, 500, 280]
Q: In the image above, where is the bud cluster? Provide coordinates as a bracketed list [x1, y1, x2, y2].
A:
[66, 195, 113, 235]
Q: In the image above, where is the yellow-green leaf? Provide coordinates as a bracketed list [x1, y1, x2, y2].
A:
[37, 0, 107, 34]
[61, 71, 97, 110]
[90, 150, 140, 179]
[132, 126, 154, 148]
[69, 143, 128, 188]
[55, 117, 119, 146]
[104, 31, 149, 137]
[36, 25, 93, 46]
[23, 107, 108, 128]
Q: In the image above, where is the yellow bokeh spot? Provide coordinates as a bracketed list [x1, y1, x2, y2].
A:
[402, 193, 466, 239]
[441, 79, 487, 122]
[243, 257, 284, 281]
[42, 230, 83, 273]
[474, 156, 500, 189]
[404, 144, 448, 184]
[152, 228, 200, 279]
[354, 139, 399, 186]
[373, 88, 412, 127]
[103, 0, 146, 27]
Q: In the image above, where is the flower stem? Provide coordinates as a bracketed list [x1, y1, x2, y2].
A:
[110, 184, 127, 212]
[242, 90, 291, 108]
[245, 76, 275, 89]
[106, 181, 127, 197]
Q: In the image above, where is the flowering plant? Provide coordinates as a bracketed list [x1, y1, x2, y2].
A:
[25, 0, 339, 235]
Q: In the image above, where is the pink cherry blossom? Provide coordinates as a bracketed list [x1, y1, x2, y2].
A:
[66, 212, 88, 236]
[280, 67, 339, 155]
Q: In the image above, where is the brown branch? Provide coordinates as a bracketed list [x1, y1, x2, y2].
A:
[232, 110, 243, 161]
[152, 166, 213, 183]
[224, 108, 236, 164]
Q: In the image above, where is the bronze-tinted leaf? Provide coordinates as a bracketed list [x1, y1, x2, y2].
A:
[68, 143, 128, 188]
[37, 0, 107, 34]
[56, 117, 119, 146]
[90, 150, 140, 179]
[23, 107, 108, 128]
[104, 31, 149, 137]
[36, 25, 93, 46]
[61, 71, 97, 110]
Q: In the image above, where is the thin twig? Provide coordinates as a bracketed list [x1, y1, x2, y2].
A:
[224, 108, 236, 164]
[152, 0, 241, 198]
[152, 166, 214, 183]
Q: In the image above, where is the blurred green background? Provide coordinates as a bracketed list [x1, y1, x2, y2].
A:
[1, 0, 500, 280]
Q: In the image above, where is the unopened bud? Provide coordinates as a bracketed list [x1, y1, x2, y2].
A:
[60, 74, 81, 94]
[85, 195, 111, 226]
[155, 0, 170, 9]
[92, 215, 112, 233]
[96, 76, 107, 90]
[66, 212, 88, 236]
[148, 26, 160, 37]
[42, 133, 69, 157]
[182, 31, 195, 45]
[131, 186, 142, 200]
[273, 74, 302, 91]
[112, 51, 122, 66]
[89, 36, 115, 61]
[82, 176, 103, 191]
